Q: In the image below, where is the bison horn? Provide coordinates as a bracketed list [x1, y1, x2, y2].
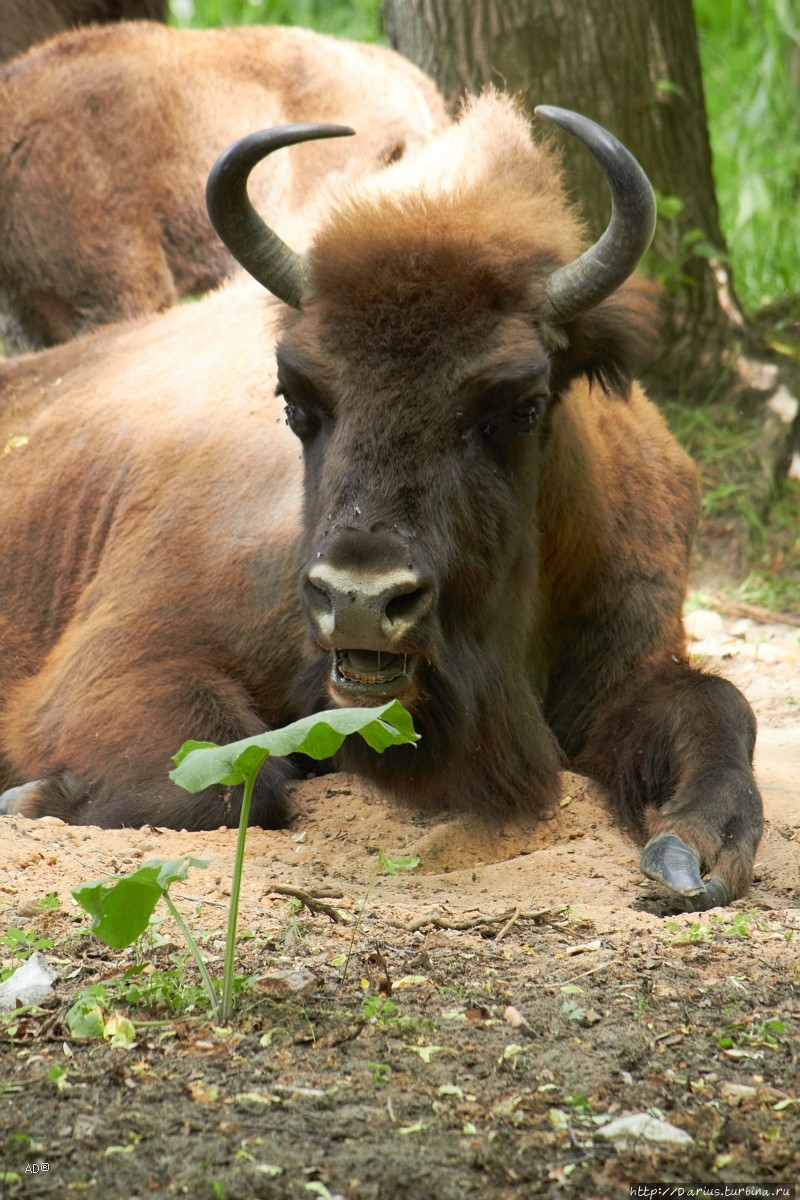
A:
[206, 124, 354, 310]
[535, 106, 656, 323]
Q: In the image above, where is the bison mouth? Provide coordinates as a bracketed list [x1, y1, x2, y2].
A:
[329, 649, 418, 704]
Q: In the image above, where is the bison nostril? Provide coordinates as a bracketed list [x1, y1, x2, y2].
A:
[385, 586, 430, 628]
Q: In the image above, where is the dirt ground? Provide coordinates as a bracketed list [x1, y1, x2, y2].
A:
[1, 604, 798, 1199]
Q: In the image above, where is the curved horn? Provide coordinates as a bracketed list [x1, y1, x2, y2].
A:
[206, 123, 354, 310]
[534, 106, 656, 323]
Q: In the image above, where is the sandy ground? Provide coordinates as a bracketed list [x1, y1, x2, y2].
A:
[1, 603, 798, 1199]
[1, 606, 798, 931]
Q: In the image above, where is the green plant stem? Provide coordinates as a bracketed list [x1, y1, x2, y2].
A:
[163, 893, 218, 1012]
[220, 771, 257, 1021]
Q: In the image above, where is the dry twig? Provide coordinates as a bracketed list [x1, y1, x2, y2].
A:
[268, 885, 349, 924]
[706, 593, 800, 627]
[391, 907, 551, 936]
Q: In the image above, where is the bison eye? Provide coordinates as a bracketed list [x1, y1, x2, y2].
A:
[481, 401, 542, 441]
[283, 399, 320, 441]
[510, 404, 540, 433]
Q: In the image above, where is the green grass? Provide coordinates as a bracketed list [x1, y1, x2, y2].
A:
[694, 0, 800, 311]
[168, 0, 382, 40]
[664, 401, 767, 526]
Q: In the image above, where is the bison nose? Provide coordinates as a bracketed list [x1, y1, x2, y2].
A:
[304, 563, 434, 648]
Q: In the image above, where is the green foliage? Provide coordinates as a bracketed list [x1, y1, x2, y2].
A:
[0, 928, 54, 979]
[369, 1061, 391, 1085]
[644, 188, 727, 292]
[361, 995, 399, 1025]
[665, 401, 766, 526]
[73, 857, 208, 950]
[64, 965, 213, 1035]
[695, 0, 800, 308]
[65, 986, 110, 1038]
[375, 850, 420, 877]
[73, 703, 418, 1022]
[168, 0, 382, 41]
[716, 1015, 786, 1051]
[733, 567, 800, 614]
[170, 699, 418, 792]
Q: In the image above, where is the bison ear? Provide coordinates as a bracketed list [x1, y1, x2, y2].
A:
[549, 278, 659, 400]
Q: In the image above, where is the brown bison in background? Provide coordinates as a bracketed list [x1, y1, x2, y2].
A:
[0, 21, 447, 352]
[0, 0, 166, 63]
[0, 93, 762, 911]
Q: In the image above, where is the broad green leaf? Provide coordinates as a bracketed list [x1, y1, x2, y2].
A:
[169, 701, 419, 794]
[66, 999, 105, 1039]
[71, 856, 209, 949]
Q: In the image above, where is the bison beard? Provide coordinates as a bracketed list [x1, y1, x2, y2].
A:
[292, 638, 562, 822]
[0, 92, 763, 912]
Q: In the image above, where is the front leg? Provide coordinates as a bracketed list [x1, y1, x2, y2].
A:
[0, 656, 299, 830]
[572, 661, 763, 910]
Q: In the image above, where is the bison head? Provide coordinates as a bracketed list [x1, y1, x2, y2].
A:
[205, 93, 656, 818]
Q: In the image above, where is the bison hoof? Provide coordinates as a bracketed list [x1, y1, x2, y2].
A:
[640, 832, 730, 912]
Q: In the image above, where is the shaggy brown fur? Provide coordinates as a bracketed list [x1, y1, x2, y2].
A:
[0, 21, 447, 351]
[0, 94, 762, 908]
[0, 0, 166, 63]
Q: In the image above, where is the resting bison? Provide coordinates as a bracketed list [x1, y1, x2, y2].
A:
[0, 0, 166, 63]
[0, 93, 762, 910]
[0, 21, 447, 352]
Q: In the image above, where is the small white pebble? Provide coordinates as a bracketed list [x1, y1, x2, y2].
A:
[685, 609, 725, 640]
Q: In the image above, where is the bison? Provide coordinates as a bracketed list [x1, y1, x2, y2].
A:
[0, 20, 447, 352]
[0, 0, 166, 64]
[0, 92, 762, 911]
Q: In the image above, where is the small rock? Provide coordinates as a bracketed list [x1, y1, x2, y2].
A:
[719, 1082, 757, 1107]
[503, 1005, 528, 1028]
[0, 952, 57, 1010]
[685, 609, 725, 641]
[720, 1082, 788, 1109]
[254, 968, 318, 999]
[565, 939, 602, 956]
[598, 1112, 693, 1146]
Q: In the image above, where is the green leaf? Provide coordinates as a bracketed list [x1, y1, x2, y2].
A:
[71, 856, 209, 949]
[66, 999, 105, 1039]
[169, 701, 419, 794]
[377, 852, 420, 877]
[653, 189, 685, 221]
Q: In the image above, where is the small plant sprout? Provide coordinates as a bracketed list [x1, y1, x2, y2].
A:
[0, 928, 54, 976]
[72, 857, 216, 1009]
[341, 850, 420, 985]
[73, 701, 418, 1022]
